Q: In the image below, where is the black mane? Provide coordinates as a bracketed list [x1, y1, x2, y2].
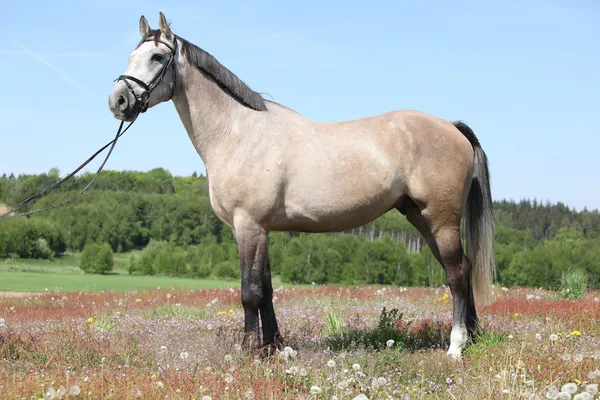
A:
[138, 30, 267, 112]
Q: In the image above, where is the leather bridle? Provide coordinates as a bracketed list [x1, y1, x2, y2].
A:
[114, 37, 178, 115]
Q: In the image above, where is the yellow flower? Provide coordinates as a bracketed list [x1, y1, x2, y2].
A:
[558, 333, 563, 337]
[151, 374, 157, 380]
[575, 378, 581, 385]
[442, 293, 449, 300]
[87, 317, 93, 323]
[513, 313, 519, 318]
[570, 330, 582, 336]
[228, 309, 233, 313]
[217, 311, 227, 316]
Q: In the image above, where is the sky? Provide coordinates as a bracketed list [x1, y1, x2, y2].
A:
[1, 0, 599, 211]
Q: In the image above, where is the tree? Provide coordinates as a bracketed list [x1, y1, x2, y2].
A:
[80, 243, 114, 274]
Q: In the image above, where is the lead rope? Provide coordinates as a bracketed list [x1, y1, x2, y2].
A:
[0, 118, 136, 221]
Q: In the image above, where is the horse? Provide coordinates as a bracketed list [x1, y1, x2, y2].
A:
[108, 12, 495, 359]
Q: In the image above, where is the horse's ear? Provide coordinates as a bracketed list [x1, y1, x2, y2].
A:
[139, 16, 152, 38]
[158, 12, 172, 38]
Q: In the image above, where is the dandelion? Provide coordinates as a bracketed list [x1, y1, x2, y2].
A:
[151, 375, 157, 380]
[377, 377, 387, 386]
[514, 313, 519, 318]
[550, 334, 559, 341]
[570, 330, 582, 337]
[588, 370, 600, 380]
[87, 317, 93, 323]
[244, 389, 254, 399]
[386, 339, 395, 348]
[508, 335, 514, 341]
[69, 386, 81, 396]
[234, 344, 242, 352]
[202, 396, 213, 400]
[574, 354, 583, 363]
[574, 393, 592, 400]
[585, 384, 598, 396]
[561, 383, 578, 394]
[310, 386, 322, 394]
[594, 297, 599, 303]
[160, 346, 167, 352]
[285, 366, 299, 375]
[180, 351, 189, 360]
[299, 368, 307, 377]
[224, 373, 234, 384]
[352, 363, 361, 371]
[327, 360, 336, 368]
[224, 355, 232, 362]
[545, 386, 559, 399]
[45, 387, 57, 399]
[352, 395, 369, 400]
[536, 333, 542, 340]
[57, 386, 66, 397]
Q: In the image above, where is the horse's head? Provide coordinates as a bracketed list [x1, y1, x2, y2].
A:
[109, 12, 177, 121]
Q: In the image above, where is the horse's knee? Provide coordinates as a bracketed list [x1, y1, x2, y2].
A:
[242, 284, 264, 310]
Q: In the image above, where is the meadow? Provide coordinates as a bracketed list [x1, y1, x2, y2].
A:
[0, 283, 599, 399]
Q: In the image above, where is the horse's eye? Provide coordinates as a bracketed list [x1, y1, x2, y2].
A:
[151, 53, 165, 62]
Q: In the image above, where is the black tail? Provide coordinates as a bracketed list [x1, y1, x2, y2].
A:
[453, 121, 495, 306]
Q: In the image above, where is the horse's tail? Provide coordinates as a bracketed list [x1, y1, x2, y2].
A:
[453, 121, 495, 306]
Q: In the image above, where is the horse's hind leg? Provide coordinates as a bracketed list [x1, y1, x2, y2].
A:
[401, 200, 477, 359]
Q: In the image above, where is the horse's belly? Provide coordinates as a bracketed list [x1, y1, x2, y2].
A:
[272, 178, 404, 233]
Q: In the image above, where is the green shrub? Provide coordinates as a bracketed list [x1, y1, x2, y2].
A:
[80, 243, 114, 274]
[34, 238, 54, 260]
[558, 268, 588, 299]
[215, 261, 239, 279]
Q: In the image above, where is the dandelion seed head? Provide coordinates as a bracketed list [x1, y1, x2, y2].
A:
[585, 384, 598, 396]
[386, 339, 395, 348]
[310, 386, 322, 394]
[561, 383, 578, 394]
[352, 363, 361, 371]
[327, 360, 336, 368]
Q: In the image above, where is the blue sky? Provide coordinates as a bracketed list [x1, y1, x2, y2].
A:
[1, 0, 599, 211]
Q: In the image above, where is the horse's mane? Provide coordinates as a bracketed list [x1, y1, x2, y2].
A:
[138, 30, 267, 112]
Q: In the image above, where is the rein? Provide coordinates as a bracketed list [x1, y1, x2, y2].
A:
[0, 37, 178, 222]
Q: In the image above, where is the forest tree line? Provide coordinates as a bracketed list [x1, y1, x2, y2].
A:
[1, 169, 600, 289]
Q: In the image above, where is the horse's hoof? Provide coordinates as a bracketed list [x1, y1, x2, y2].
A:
[274, 332, 285, 351]
[242, 332, 261, 351]
[259, 343, 278, 359]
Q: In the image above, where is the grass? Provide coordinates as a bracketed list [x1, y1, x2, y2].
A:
[0, 285, 599, 399]
[0, 271, 240, 292]
[0, 253, 298, 293]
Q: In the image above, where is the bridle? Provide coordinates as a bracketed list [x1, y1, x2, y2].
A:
[115, 37, 178, 115]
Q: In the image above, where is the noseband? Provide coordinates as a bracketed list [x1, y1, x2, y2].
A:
[115, 37, 177, 115]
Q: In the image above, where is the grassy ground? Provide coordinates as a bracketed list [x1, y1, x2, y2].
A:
[0, 285, 599, 399]
[0, 271, 241, 292]
[0, 253, 242, 292]
[0, 254, 296, 292]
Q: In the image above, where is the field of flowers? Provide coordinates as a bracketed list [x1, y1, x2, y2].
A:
[0, 285, 599, 399]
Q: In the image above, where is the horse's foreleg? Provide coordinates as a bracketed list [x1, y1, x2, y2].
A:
[260, 247, 283, 354]
[235, 221, 269, 353]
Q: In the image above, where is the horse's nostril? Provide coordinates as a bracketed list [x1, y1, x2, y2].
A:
[117, 95, 126, 106]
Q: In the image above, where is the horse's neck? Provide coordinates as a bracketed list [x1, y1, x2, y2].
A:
[171, 61, 252, 169]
